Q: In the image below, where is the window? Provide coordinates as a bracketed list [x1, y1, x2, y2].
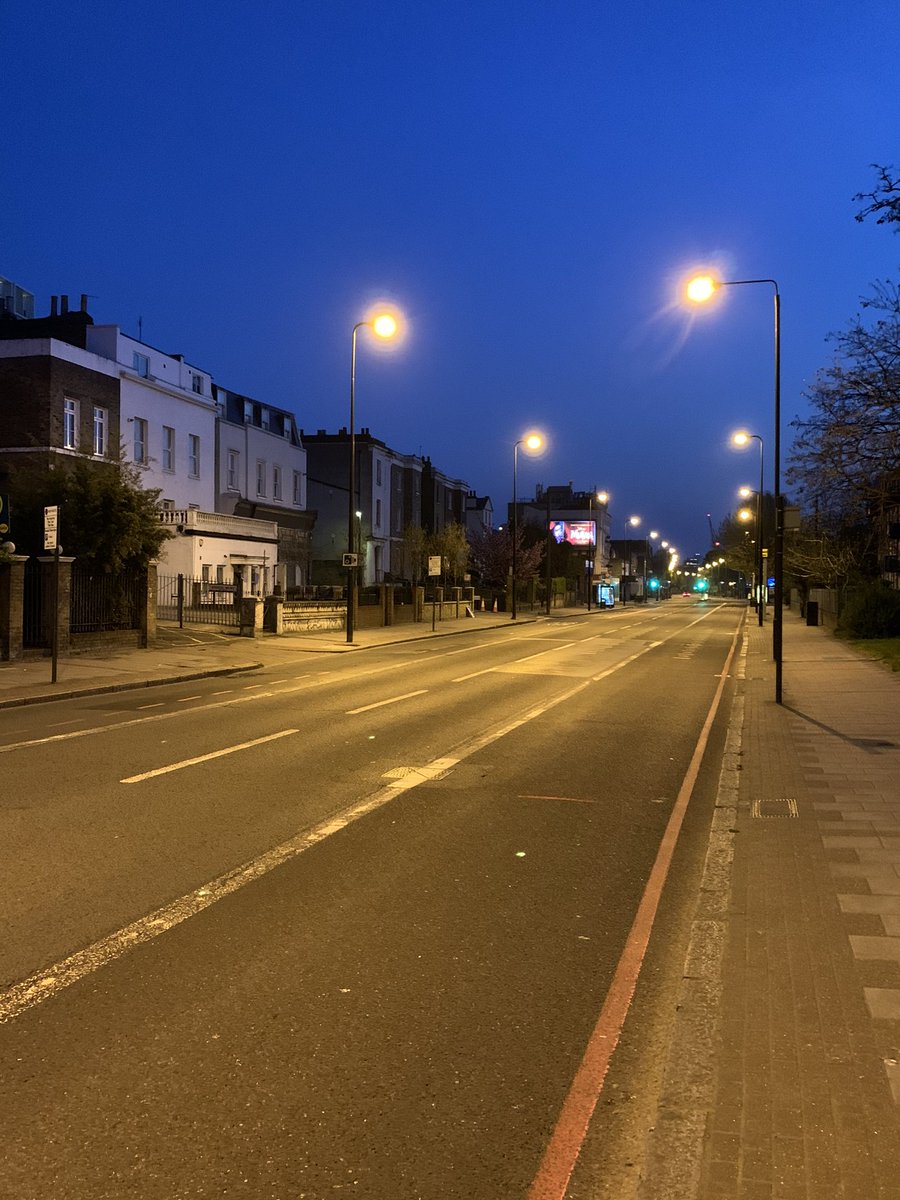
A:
[133, 352, 150, 378]
[216, 565, 224, 583]
[376, 459, 382, 486]
[293, 470, 303, 506]
[191, 374, 204, 395]
[162, 426, 175, 471]
[256, 460, 266, 496]
[375, 498, 382, 529]
[188, 434, 200, 478]
[273, 464, 282, 500]
[92, 406, 107, 456]
[133, 417, 148, 464]
[63, 398, 78, 450]
[226, 449, 239, 490]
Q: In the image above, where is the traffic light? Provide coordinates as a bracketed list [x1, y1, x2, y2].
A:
[648, 577, 660, 590]
[694, 578, 709, 592]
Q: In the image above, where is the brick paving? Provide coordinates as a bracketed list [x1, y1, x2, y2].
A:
[695, 615, 900, 1199]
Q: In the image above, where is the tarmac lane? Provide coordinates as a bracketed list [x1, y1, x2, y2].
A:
[0, 604, 742, 1198]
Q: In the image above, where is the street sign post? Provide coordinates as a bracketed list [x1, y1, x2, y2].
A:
[44, 506, 60, 682]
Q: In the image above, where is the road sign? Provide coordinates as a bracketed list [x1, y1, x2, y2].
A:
[428, 556, 442, 576]
[43, 505, 58, 551]
[342, 553, 358, 567]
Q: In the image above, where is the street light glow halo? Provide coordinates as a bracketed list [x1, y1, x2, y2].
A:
[685, 273, 719, 304]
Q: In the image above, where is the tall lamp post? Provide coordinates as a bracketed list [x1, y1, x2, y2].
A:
[347, 310, 400, 643]
[511, 432, 544, 620]
[687, 274, 782, 702]
[622, 515, 640, 605]
[587, 490, 609, 611]
[733, 430, 765, 627]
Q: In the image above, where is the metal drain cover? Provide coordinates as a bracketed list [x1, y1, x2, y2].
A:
[751, 797, 799, 818]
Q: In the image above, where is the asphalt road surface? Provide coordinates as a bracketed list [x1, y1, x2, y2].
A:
[0, 598, 743, 1199]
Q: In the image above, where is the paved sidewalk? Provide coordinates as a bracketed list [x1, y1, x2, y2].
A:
[0, 605, 556, 708]
[643, 611, 900, 1199]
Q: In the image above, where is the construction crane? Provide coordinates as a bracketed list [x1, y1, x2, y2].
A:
[707, 513, 720, 549]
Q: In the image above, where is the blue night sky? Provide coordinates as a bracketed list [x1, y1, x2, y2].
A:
[4, 1, 898, 558]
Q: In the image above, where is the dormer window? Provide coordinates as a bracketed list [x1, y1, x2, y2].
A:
[133, 352, 150, 378]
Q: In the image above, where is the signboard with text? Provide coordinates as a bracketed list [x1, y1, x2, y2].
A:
[43, 505, 58, 551]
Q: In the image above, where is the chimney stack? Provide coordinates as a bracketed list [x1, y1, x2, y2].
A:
[50, 296, 58, 316]
[80, 294, 88, 313]
[60, 295, 69, 314]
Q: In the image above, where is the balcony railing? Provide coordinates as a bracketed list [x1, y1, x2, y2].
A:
[158, 509, 278, 540]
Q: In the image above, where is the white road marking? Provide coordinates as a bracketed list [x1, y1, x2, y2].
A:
[137, 703, 164, 710]
[177, 695, 202, 703]
[346, 689, 427, 715]
[452, 640, 579, 682]
[120, 729, 298, 784]
[0, 607, 739, 1024]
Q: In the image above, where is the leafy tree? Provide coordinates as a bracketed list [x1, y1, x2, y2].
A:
[401, 523, 428, 584]
[5, 452, 171, 570]
[467, 525, 543, 587]
[429, 521, 470, 584]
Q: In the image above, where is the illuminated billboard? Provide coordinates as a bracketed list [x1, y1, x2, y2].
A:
[550, 520, 596, 547]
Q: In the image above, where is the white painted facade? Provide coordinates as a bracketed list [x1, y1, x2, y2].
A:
[86, 326, 217, 510]
[84, 326, 278, 591]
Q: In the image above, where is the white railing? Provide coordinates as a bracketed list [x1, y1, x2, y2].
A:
[158, 509, 278, 539]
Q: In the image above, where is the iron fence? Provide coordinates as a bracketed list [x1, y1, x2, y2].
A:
[71, 565, 143, 634]
[157, 574, 242, 627]
[22, 557, 45, 647]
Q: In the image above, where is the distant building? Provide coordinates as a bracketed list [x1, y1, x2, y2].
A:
[464, 491, 493, 536]
[302, 428, 469, 584]
[214, 387, 314, 589]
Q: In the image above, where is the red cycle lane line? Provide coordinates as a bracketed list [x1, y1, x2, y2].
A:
[527, 614, 743, 1200]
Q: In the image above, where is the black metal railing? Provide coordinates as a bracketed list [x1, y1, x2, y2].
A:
[157, 574, 242, 627]
[70, 565, 143, 634]
[22, 557, 46, 647]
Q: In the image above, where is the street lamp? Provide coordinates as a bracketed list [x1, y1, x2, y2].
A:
[732, 430, 765, 628]
[347, 309, 400, 643]
[512, 432, 544, 620]
[587, 490, 609, 611]
[622, 515, 640, 605]
[687, 273, 783, 702]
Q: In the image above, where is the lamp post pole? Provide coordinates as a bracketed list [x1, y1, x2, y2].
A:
[688, 275, 782, 702]
[511, 433, 543, 620]
[347, 321, 363, 644]
[512, 441, 520, 620]
[346, 311, 400, 645]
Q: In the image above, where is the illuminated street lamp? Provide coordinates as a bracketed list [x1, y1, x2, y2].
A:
[732, 430, 765, 627]
[347, 309, 400, 643]
[687, 273, 783, 702]
[512, 432, 544, 620]
[587, 489, 609, 611]
[622, 515, 641, 605]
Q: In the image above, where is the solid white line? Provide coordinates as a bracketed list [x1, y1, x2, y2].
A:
[346, 689, 427, 715]
[120, 729, 298, 784]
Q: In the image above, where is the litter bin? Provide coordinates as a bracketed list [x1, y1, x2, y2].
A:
[806, 600, 819, 627]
